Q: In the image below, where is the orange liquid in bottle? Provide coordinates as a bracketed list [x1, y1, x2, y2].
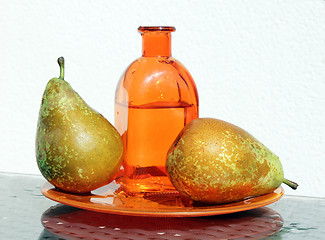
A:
[114, 27, 199, 193]
[115, 101, 197, 192]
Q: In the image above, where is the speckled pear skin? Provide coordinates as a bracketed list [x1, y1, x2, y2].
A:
[166, 118, 284, 204]
[36, 77, 123, 193]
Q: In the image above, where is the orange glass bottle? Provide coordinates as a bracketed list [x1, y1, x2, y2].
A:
[114, 26, 199, 193]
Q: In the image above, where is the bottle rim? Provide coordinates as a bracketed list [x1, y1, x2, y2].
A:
[138, 26, 176, 33]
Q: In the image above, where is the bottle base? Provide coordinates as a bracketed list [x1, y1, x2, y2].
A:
[116, 174, 177, 195]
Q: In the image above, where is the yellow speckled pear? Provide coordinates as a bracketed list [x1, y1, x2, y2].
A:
[166, 118, 298, 204]
[36, 57, 124, 193]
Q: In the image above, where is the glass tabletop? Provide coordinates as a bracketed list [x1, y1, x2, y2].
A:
[0, 172, 324, 240]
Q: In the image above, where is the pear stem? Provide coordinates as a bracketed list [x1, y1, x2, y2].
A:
[57, 57, 65, 80]
[283, 178, 298, 190]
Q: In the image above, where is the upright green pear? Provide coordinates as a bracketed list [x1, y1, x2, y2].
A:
[36, 57, 123, 193]
[166, 118, 297, 204]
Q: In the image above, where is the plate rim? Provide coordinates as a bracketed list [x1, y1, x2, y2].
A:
[41, 182, 284, 217]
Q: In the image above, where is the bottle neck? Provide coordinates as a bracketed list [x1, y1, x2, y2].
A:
[141, 32, 172, 57]
[139, 27, 175, 57]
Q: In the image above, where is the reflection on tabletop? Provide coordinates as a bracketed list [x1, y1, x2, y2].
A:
[39, 204, 283, 240]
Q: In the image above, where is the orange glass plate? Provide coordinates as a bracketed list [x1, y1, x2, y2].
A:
[41, 181, 284, 217]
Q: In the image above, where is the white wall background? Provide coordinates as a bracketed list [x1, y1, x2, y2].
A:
[1, 0, 324, 198]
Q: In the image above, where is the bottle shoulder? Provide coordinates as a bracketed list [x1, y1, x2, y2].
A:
[125, 56, 186, 71]
[115, 56, 198, 106]
[119, 57, 196, 89]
